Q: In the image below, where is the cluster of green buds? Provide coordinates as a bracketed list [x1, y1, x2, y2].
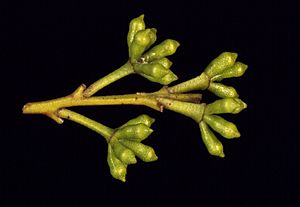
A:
[22, 14, 250, 182]
[199, 54, 247, 156]
[199, 98, 247, 157]
[157, 52, 248, 157]
[168, 52, 248, 98]
[205, 52, 248, 98]
[157, 97, 247, 157]
[127, 14, 180, 85]
[107, 114, 157, 182]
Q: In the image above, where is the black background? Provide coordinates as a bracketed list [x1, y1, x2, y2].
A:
[1, 0, 297, 206]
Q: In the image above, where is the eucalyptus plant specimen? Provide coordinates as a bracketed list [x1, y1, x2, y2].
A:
[23, 14, 248, 182]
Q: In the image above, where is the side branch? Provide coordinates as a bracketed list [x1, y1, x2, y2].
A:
[58, 109, 113, 141]
[83, 62, 134, 97]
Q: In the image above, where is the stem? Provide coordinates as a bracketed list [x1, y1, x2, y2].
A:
[83, 62, 134, 97]
[168, 72, 210, 93]
[22, 84, 202, 124]
[58, 109, 113, 141]
[149, 87, 202, 103]
[23, 93, 161, 113]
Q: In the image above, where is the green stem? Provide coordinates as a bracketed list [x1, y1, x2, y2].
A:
[23, 82, 203, 112]
[23, 86, 203, 124]
[58, 109, 113, 141]
[83, 61, 134, 97]
[23, 93, 160, 113]
[168, 72, 210, 93]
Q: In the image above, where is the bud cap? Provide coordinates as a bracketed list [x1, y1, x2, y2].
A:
[199, 121, 225, 158]
[129, 29, 157, 62]
[114, 124, 153, 142]
[211, 62, 248, 81]
[203, 115, 240, 139]
[127, 14, 146, 47]
[111, 140, 137, 164]
[151, 57, 173, 69]
[208, 82, 239, 98]
[205, 98, 247, 115]
[107, 144, 127, 182]
[143, 39, 180, 62]
[134, 63, 178, 85]
[119, 139, 158, 162]
[120, 114, 155, 128]
[204, 52, 238, 78]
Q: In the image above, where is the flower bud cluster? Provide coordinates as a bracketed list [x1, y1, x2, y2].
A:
[157, 96, 247, 158]
[107, 114, 157, 182]
[157, 95, 247, 158]
[204, 52, 248, 98]
[198, 98, 247, 157]
[127, 14, 180, 85]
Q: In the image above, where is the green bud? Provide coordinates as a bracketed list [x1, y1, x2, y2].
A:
[199, 121, 225, 158]
[129, 29, 157, 62]
[205, 98, 247, 115]
[107, 144, 127, 182]
[203, 115, 240, 139]
[127, 14, 146, 48]
[157, 98, 205, 123]
[211, 62, 248, 81]
[135, 63, 168, 78]
[143, 39, 180, 62]
[145, 28, 157, 50]
[160, 73, 178, 85]
[151, 57, 173, 69]
[119, 139, 158, 162]
[208, 82, 239, 98]
[115, 124, 153, 142]
[204, 52, 238, 78]
[120, 114, 155, 128]
[111, 140, 137, 164]
[134, 63, 178, 85]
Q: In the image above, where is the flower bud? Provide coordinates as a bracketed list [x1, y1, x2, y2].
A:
[143, 39, 180, 62]
[199, 121, 225, 158]
[204, 52, 238, 78]
[135, 63, 168, 78]
[157, 98, 205, 123]
[119, 139, 158, 162]
[211, 62, 248, 81]
[134, 63, 178, 85]
[129, 29, 157, 62]
[120, 114, 155, 128]
[203, 115, 240, 139]
[151, 57, 173, 69]
[115, 124, 153, 142]
[127, 14, 146, 48]
[208, 82, 239, 98]
[145, 28, 157, 50]
[107, 144, 127, 182]
[160, 72, 178, 85]
[205, 98, 247, 115]
[111, 140, 137, 164]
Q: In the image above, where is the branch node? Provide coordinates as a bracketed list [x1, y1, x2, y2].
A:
[72, 84, 86, 99]
[46, 112, 64, 124]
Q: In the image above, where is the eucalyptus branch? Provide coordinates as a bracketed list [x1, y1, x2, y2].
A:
[22, 14, 248, 182]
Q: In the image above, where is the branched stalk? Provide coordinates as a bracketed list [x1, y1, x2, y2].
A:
[22, 14, 248, 182]
[23, 83, 202, 123]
